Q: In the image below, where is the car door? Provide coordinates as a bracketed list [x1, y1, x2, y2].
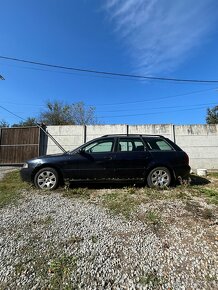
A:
[75, 138, 116, 179]
[114, 137, 151, 179]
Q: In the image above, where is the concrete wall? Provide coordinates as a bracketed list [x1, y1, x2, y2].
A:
[46, 124, 218, 170]
[174, 125, 218, 170]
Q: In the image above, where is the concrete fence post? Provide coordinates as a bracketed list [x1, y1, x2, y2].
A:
[126, 124, 129, 135]
[83, 125, 87, 143]
[171, 124, 176, 143]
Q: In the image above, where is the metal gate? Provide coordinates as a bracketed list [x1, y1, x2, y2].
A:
[0, 127, 41, 165]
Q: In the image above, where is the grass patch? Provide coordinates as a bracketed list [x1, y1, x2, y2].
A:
[188, 186, 218, 205]
[62, 187, 90, 199]
[208, 172, 218, 179]
[139, 271, 165, 287]
[0, 170, 29, 208]
[102, 180, 218, 219]
[143, 186, 190, 201]
[103, 191, 141, 218]
[35, 215, 53, 226]
[197, 188, 218, 205]
[123, 186, 137, 195]
[48, 254, 77, 289]
[146, 210, 162, 227]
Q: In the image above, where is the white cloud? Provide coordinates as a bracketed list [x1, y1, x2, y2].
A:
[104, 0, 217, 75]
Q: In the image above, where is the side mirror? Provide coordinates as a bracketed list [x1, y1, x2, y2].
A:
[78, 148, 85, 154]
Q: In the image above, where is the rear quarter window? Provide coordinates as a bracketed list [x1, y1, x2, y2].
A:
[145, 139, 174, 151]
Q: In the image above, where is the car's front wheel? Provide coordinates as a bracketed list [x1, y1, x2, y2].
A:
[147, 167, 171, 188]
[34, 167, 59, 190]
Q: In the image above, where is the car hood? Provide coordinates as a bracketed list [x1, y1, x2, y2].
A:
[26, 152, 69, 163]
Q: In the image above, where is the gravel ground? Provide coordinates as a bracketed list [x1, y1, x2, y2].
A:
[0, 187, 217, 289]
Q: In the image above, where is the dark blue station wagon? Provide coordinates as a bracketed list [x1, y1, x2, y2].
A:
[20, 134, 190, 189]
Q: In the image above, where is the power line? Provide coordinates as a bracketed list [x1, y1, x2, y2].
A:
[0, 60, 143, 82]
[0, 105, 26, 121]
[98, 105, 209, 118]
[1, 87, 216, 111]
[0, 101, 44, 107]
[98, 102, 217, 113]
[1, 55, 218, 84]
[93, 87, 217, 107]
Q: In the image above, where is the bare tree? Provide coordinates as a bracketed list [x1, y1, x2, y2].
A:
[11, 117, 38, 127]
[0, 119, 9, 127]
[71, 101, 98, 125]
[40, 101, 98, 125]
[40, 101, 74, 125]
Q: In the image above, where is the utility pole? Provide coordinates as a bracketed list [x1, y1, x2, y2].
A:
[0, 74, 5, 80]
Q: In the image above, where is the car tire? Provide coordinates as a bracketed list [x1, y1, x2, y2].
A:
[147, 167, 171, 188]
[34, 167, 59, 190]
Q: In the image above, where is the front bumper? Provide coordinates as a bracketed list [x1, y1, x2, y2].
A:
[20, 167, 33, 183]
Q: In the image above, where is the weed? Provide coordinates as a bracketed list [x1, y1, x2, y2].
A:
[91, 235, 98, 243]
[124, 186, 136, 195]
[185, 201, 214, 220]
[174, 189, 189, 200]
[143, 186, 178, 201]
[146, 210, 162, 230]
[201, 208, 214, 220]
[15, 262, 26, 276]
[146, 210, 160, 223]
[68, 235, 84, 244]
[0, 170, 29, 208]
[178, 176, 191, 187]
[62, 187, 90, 199]
[48, 254, 77, 289]
[37, 215, 53, 226]
[139, 271, 164, 287]
[143, 187, 162, 198]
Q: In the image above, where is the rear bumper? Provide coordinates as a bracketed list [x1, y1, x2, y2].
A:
[174, 165, 191, 179]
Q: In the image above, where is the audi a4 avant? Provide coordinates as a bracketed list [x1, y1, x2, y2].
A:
[20, 134, 190, 189]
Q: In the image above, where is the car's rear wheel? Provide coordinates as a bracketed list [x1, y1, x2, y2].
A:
[147, 167, 171, 188]
[34, 167, 59, 190]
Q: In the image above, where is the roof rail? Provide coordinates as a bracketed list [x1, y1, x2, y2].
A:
[102, 134, 165, 138]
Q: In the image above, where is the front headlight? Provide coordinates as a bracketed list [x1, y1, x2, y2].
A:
[23, 163, 29, 168]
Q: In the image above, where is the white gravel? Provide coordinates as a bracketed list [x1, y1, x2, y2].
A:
[0, 190, 217, 289]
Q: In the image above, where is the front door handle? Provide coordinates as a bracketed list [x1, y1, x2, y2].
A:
[104, 156, 112, 160]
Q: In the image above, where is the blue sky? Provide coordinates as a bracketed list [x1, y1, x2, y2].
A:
[1, 0, 218, 125]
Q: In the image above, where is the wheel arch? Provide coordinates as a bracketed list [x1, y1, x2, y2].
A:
[31, 163, 64, 185]
[145, 162, 176, 183]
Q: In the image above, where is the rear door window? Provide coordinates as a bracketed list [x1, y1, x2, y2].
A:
[118, 138, 145, 152]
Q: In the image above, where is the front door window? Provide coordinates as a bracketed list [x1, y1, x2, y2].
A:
[83, 139, 114, 153]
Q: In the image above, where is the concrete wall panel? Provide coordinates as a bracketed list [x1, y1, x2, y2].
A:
[47, 125, 84, 154]
[86, 125, 127, 141]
